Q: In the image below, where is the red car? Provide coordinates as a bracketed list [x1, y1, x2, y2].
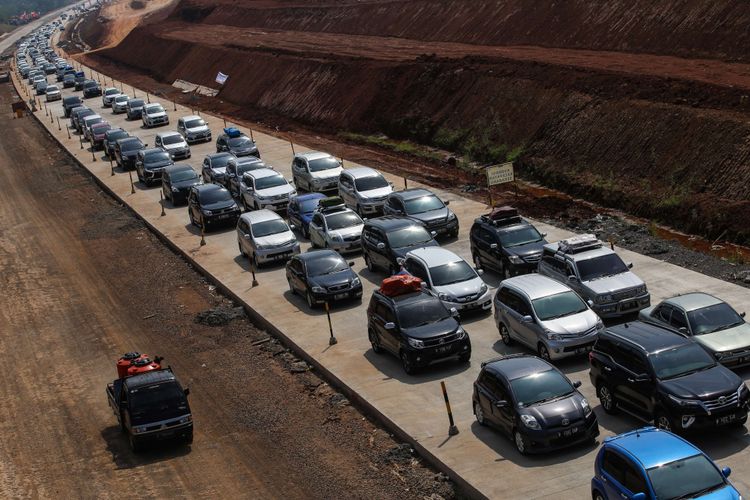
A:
[90, 122, 112, 150]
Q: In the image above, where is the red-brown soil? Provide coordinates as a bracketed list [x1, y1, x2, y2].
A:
[80, 0, 750, 244]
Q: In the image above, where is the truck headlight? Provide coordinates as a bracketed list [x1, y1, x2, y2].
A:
[520, 414, 540, 430]
[407, 337, 424, 349]
[311, 286, 325, 293]
[508, 255, 524, 265]
[133, 426, 148, 434]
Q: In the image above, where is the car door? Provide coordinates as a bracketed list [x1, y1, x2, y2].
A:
[475, 371, 501, 427]
[599, 450, 650, 500]
[476, 227, 497, 270]
[287, 258, 304, 293]
[370, 228, 390, 269]
[339, 174, 354, 207]
[513, 292, 538, 347]
[666, 306, 691, 336]
[217, 136, 226, 152]
[404, 258, 430, 288]
[188, 190, 198, 222]
[225, 162, 237, 192]
[155, 136, 162, 149]
[492, 377, 516, 435]
[237, 219, 251, 255]
[202, 158, 211, 182]
[380, 302, 400, 354]
[177, 119, 185, 136]
[611, 343, 652, 417]
[291, 158, 307, 189]
[288, 199, 301, 229]
[500, 289, 530, 347]
[309, 213, 325, 247]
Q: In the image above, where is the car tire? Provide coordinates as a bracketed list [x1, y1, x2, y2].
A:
[400, 351, 415, 375]
[369, 329, 382, 354]
[592, 491, 605, 500]
[306, 291, 316, 309]
[655, 410, 674, 432]
[184, 429, 194, 446]
[499, 323, 513, 345]
[500, 261, 511, 280]
[538, 343, 551, 361]
[365, 254, 375, 273]
[597, 383, 618, 414]
[474, 401, 486, 426]
[287, 278, 296, 295]
[513, 429, 527, 455]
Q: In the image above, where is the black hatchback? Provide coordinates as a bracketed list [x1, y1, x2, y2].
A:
[474, 354, 599, 454]
[162, 164, 202, 205]
[361, 216, 438, 275]
[286, 250, 363, 309]
[135, 148, 174, 186]
[187, 184, 240, 231]
[367, 286, 471, 374]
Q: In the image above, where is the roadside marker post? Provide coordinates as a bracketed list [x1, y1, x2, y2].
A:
[44, 101, 48, 116]
[200, 225, 206, 246]
[340, 157, 344, 168]
[404, 177, 408, 190]
[66, 125, 71, 140]
[146, 93, 150, 104]
[251, 262, 259, 287]
[289, 139, 295, 156]
[249, 129, 254, 142]
[132, 86, 136, 98]
[173, 100, 177, 112]
[128, 171, 135, 194]
[440, 381, 459, 436]
[91, 145, 96, 162]
[110, 156, 114, 176]
[159, 191, 166, 216]
[57, 116, 61, 131]
[79, 131, 83, 149]
[325, 302, 337, 346]
[223, 118, 227, 128]
[50, 110, 54, 125]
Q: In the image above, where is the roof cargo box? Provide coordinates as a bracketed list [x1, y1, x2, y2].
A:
[380, 275, 423, 297]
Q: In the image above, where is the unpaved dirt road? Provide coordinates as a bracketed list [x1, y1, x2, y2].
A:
[0, 80, 453, 498]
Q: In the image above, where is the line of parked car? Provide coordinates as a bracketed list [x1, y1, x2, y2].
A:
[15, 22, 747, 498]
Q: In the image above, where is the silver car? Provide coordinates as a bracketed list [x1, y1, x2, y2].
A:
[142, 103, 169, 128]
[111, 94, 130, 113]
[237, 210, 300, 268]
[402, 247, 492, 313]
[494, 274, 603, 361]
[308, 203, 364, 253]
[101, 87, 121, 107]
[155, 131, 191, 160]
[291, 152, 343, 192]
[538, 234, 650, 318]
[177, 115, 212, 144]
[240, 168, 296, 212]
[45, 84, 61, 101]
[338, 167, 393, 216]
[639, 292, 750, 369]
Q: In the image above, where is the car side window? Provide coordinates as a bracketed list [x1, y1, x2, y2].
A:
[386, 197, 400, 211]
[382, 304, 396, 324]
[311, 214, 324, 227]
[290, 259, 302, 275]
[615, 344, 648, 375]
[238, 220, 248, 234]
[497, 287, 517, 311]
[601, 450, 628, 486]
[505, 290, 529, 316]
[479, 229, 495, 245]
[404, 260, 429, 282]
[669, 309, 689, 331]
[654, 304, 672, 323]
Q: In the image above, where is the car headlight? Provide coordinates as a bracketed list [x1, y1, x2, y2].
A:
[133, 426, 148, 434]
[202, 209, 213, 215]
[596, 319, 605, 330]
[438, 292, 451, 301]
[508, 255, 524, 265]
[179, 415, 193, 424]
[171, 186, 179, 192]
[311, 178, 322, 187]
[479, 283, 488, 295]
[715, 351, 727, 360]
[447, 212, 456, 221]
[351, 277, 361, 287]
[667, 394, 701, 407]
[407, 337, 424, 349]
[636, 285, 648, 294]
[545, 330, 561, 341]
[456, 326, 466, 339]
[331, 234, 343, 242]
[581, 398, 592, 417]
[520, 414, 540, 430]
[595, 294, 613, 304]
[230, 203, 239, 210]
[738, 384, 749, 399]
[256, 195, 269, 201]
[311, 286, 325, 293]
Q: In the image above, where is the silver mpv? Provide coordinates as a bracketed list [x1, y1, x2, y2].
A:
[494, 274, 603, 361]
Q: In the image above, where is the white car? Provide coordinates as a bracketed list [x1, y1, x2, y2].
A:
[111, 94, 130, 114]
[308, 202, 364, 253]
[291, 151, 343, 192]
[237, 210, 300, 267]
[155, 131, 190, 160]
[240, 168, 296, 212]
[177, 115, 211, 144]
[45, 84, 61, 101]
[338, 167, 393, 216]
[101, 87, 121, 107]
[142, 103, 169, 128]
[403, 247, 492, 313]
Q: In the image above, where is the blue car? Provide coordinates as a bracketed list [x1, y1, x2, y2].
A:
[287, 193, 326, 238]
[592, 427, 741, 500]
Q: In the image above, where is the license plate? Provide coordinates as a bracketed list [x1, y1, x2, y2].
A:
[274, 252, 291, 260]
[562, 427, 579, 437]
[576, 346, 592, 354]
[622, 301, 639, 310]
[717, 414, 737, 425]
[218, 214, 231, 220]
[435, 345, 452, 354]
[334, 293, 348, 300]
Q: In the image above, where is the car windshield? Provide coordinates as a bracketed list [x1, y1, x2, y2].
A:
[498, 226, 544, 248]
[129, 99, 144, 107]
[510, 369, 574, 406]
[251, 219, 289, 237]
[46, 85, 58, 92]
[162, 135, 183, 145]
[114, 96, 128, 103]
[688, 302, 745, 335]
[398, 299, 451, 328]
[387, 226, 434, 248]
[308, 157, 339, 172]
[532, 291, 589, 321]
[129, 382, 187, 416]
[185, 119, 206, 128]
[651, 343, 716, 380]
[403, 194, 444, 214]
[237, 162, 263, 176]
[647, 454, 726, 500]
[105, 88, 118, 95]
[145, 151, 171, 163]
[209, 154, 233, 169]
[108, 131, 128, 141]
[576, 253, 629, 281]
[255, 175, 287, 190]
[147, 105, 164, 114]
[430, 260, 477, 286]
[306, 256, 349, 277]
[199, 189, 232, 204]
[355, 175, 389, 192]
[121, 140, 142, 151]
[300, 198, 322, 213]
[326, 212, 362, 230]
[170, 169, 198, 182]
[228, 137, 253, 148]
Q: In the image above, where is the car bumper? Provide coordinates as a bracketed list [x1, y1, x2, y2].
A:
[168, 149, 191, 160]
[255, 244, 301, 264]
[186, 133, 211, 144]
[517, 415, 599, 454]
[112, 106, 127, 113]
[424, 219, 459, 236]
[544, 331, 600, 360]
[204, 212, 240, 229]
[46, 94, 61, 101]
[120, 158, 137, 168]
[309, 284, 363, 304]
[442, 289, 493, 313]
[507, 260, 541, 276]
[258, 199, 290, 212]
[146, 118, 169, 127]
[144, 169, 166, 181]
[310, 179, 339, 192]
[405, 337, 471, 368]
[329, 240, 362, 254]
[593, 294, 650, 318]
[358, 202, 385, 215]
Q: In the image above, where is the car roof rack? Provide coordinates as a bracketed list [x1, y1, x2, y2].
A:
[557, 233, 602, 254]
[480, 353, 529, 367]
[223, 127, 242, 138]
[479, 205, 523, 227]
[317, 196, 347, 214]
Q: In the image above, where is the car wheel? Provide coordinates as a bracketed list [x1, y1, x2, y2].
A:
[474, 401, 486, 426]
[369, 330, 382, 354]
[538, 343, 551, 361]
[400, 351, 415, 375]
[499, 323, 513, 345]
[592, 491, 605, 500]
[655, 410, 674, 432]
[163, 187, 170, 202]
[365, 254, 375, 272]
[129, 433, 143, 453]
[306, 291, 316, 309]
[287, 278, 296, 295]
[514, 429, 527, 455]
[500, 261, 511, 280]
[597, 383, 618, 414]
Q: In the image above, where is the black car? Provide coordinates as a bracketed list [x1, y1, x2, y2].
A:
[383, 188, 459, 238]
[162, 164, 202, 205]
[367, 284, 471, 374]
[62, 73, 75, 88]
[216, 128, 260, 158]
[103, 128, 129, 159]
[126, 98, 145, 120]
[74, 74, 87, 91]
[201, 152, 235, 185]
[71, 107, 94, 132]
[362, 216, 438, 275]
[62, 96, 82, 118]
[35, 81, 48, 95]
[187, 184, 241, 231]
[115, 136, 146, 170]
[589, 321, 750, 434]
[286, 250, 363, 309]
[473, 354, 599, 455]
[82, 80, 102, 98]
[136, 148, 174, 186]
[469, 206, 548, 279]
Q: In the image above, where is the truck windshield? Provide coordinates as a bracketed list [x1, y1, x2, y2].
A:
[129, 383, 188, 420]
[651, 343, 715, 380]
[576, 254, 629, 281]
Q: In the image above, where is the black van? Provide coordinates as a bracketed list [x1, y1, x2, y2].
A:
[361, 216, 438, 276]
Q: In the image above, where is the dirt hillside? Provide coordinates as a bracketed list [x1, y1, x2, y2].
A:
[85, 0, 750, 244]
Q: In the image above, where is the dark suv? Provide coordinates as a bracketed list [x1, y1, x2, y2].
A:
[589, 321, 750, 434]
[115, 137, 146, 171]
[382, 188, 458, 238]
[469, 206, 547, 279]
[367, 286, 471, 374]
[361, 216, 438, 275]
[473, 355, 599, 454]
[216, 127, 260, 158]
[82, 79, 102, 98]
[187, 184, 241, 231]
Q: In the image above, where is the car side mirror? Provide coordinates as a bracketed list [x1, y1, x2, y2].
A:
[721, 466, 731, 478]
[430, 231, 437, 237]
[348, 261, 355, 267]
[477, 269, 484, 276]
[521, 315, 533, 323]
[627, 262, 633, 269]
[587, 299, 594, 307]
[377, 242, 386, 250]
[541, 232, 547, 238]
[741, 312, 746, 318]
[490, 243, 498, 250]
[450, 307, 459, 318]
[289, 224, 296, 230]
[384, 322, 396, 330]
[443, 200, 450, 206]
[494, 400, 508, 409]
[243, 233, 251, 239]
[635, 373, 650, 382]
[568, 275, 578, 283]
[678, 327, 688, 334]
[396, 257, 405, 265]
[632, 494, 646, 500]
[573, 381, 582, 388]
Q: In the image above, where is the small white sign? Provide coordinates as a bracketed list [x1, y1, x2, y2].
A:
[215, 72, 229, 85]
[486, 162, 515, 186]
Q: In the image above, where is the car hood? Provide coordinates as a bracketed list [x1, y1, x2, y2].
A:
[186, 125, 209, 134]
[123, 150, 141, 158]
[694, 322, 750, 354]
[255, 231, 295, 247]
[309, 270, 356, 289]
[506, 240, 547, 258]
[540, 309, 599, 335]
[522, 393, 587, 428]
[358, 186, 392, 200]
[231, 145, 258, 154]
[691, 485, 740, 500]
[204, 200, 236, 211]
[402, 318, 459, 340]
[583, 272, 644, 295]
[146, 111, 167, 118]
[210, 167, 227, 176]
[392, 240, 440, 258]
[660, 365, 741, 400]
[144, 160, 173, 170]
[330, 225, 364, 240]
[310, 167, 343, 181]
[163, 143, 188, 151]
[173, 179, 201, 190]
[409, 207, 450, 224]
[257, 185, 294, 198]
[434, 276, 485, 298]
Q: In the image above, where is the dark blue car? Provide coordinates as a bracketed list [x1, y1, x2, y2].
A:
[592, 427, 740, 500]
[287, 193, 326, 238]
